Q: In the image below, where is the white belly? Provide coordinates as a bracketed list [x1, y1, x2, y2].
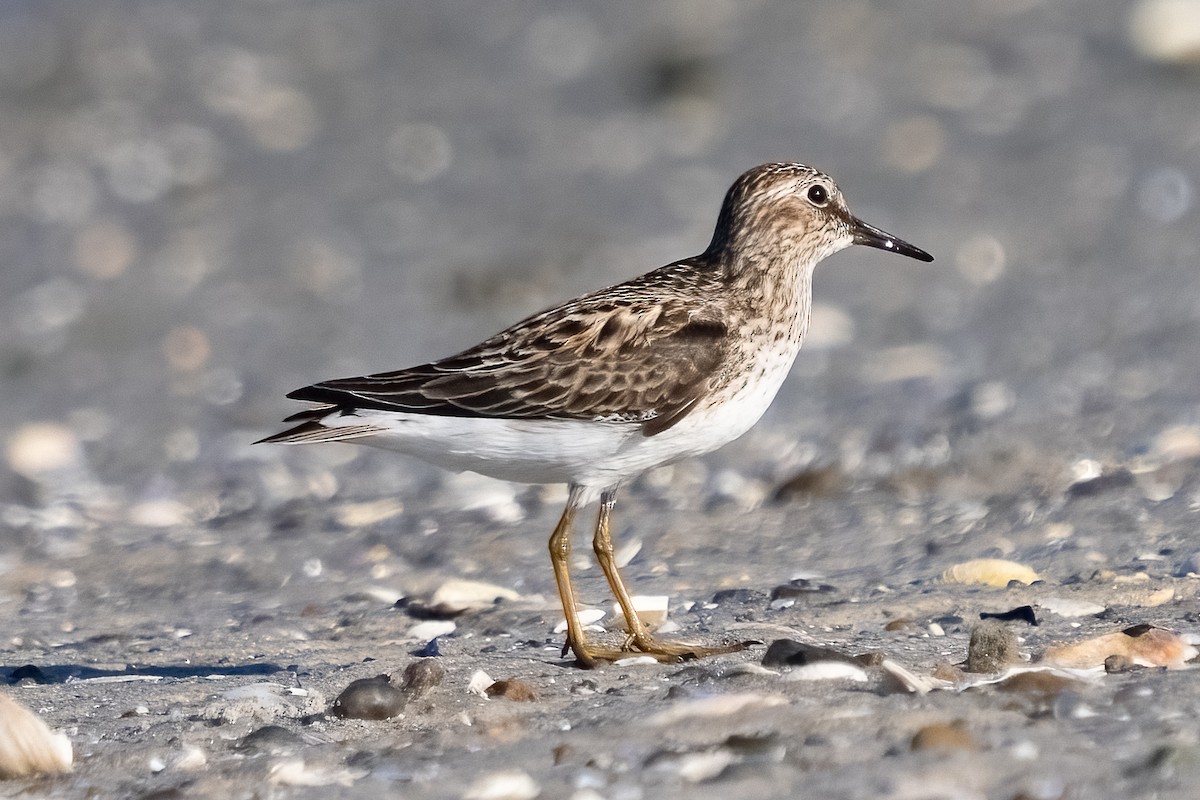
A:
[344, 339, 800, 494]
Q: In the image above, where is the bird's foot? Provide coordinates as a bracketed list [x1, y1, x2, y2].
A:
[568, 635, 750, 669]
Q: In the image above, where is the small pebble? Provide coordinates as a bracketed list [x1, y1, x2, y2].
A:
[966, 621, 1022, 673]
[554, 608, 605, 634]
[425, 578, 520, 616]
[467, 670, 494, 698]
[1038, 596, 1106, 618]
[1128, 0, 1200, 64]
[407, 620, 455, 641]
[931, 662, 966, 683]
[486, 678, 539, 702]
[233, 725, 305, 756]
[769, 579, 837, 600]
[710, 588, 760, 605]
[997, 671, 1079, 700]
[911, 721, 977, 752]
[1104, 654, 1139, 674]
[646, 692, 787, 726]
[399, 659, 444, 699]
[411, 638, 441, 658]
[772, 465, 848, 502]
[463, 769, 540, 800]
[610, 595, 669, 630]
[782, 662, 868, 683]
[329, 675, 406, 720]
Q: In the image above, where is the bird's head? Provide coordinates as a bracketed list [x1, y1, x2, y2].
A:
[706, 162, 933, 269]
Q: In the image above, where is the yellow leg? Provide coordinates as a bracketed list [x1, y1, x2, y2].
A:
[548, 486, 593, 666]
[592, 487, 749, 662]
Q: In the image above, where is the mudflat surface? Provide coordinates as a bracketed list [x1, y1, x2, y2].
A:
[2, 2, 1200, 798]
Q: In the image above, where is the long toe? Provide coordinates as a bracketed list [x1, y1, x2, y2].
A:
[631, 636, 751, 662]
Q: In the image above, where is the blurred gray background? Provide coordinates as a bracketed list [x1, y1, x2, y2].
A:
[1, 0, 1198, 543]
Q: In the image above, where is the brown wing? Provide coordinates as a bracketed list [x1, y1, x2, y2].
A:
[275, 273, 730, 438]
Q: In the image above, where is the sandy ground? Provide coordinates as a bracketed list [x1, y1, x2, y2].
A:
[2, 1, 1200, 798]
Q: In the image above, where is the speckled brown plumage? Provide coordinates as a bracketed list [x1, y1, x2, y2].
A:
[260, 162, 933, 667]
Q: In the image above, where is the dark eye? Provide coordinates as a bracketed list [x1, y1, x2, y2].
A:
[806, 184, 829, 206]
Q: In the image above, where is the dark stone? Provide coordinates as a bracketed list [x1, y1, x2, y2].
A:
[769, 579, 837, 600]
[411, 637, 441, 657]
[979, 605, 1039, 626]
[761, 639, 856, 667]
[710, 588, 762, 605]
[233, 724, 304, 755]
[8, 664, 49, 684]
[329, 674, 407, 720]
[1067, 469, 1134, 498]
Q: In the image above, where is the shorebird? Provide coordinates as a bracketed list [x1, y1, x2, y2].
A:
[259, 162, 933, 667]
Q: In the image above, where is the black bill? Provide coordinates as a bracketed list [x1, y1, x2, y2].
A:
[851, 216, 934, 262]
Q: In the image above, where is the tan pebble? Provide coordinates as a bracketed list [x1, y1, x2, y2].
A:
[486, 679, 538, 702]
[1149, 424, 1200, 462]
[772, 465, 847, 501]
[429, 578, 520, 614]
[942, 558, 1040, 587]
[1041, 625, 1197, 668]
[911, 721, 977, 752]
[1129, 0, 1200, 64]
[162, 326, 211, 372]
[996, 671, 1079, 699]
[1141, 587, 1176, 607]
[646, 693, 787, 726]
[675, 748, 734, 783]
[884, 618, 915, 632]
[267, 758, 360, 787]
[333, 498, 404, 527]
[127, 499, 191, 528]
[6, 423, 82, 478]
[931, 662, 967, 683]
[0, 692, 73, 779]
[172, 745, 207, 771]
[72, 221, 137, 280]
[463, 769, 540, 800]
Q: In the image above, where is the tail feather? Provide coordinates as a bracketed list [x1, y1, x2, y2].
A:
[254, 419, 385, 445]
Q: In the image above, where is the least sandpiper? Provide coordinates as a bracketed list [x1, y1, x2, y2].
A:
[259, 162, 933, 667]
